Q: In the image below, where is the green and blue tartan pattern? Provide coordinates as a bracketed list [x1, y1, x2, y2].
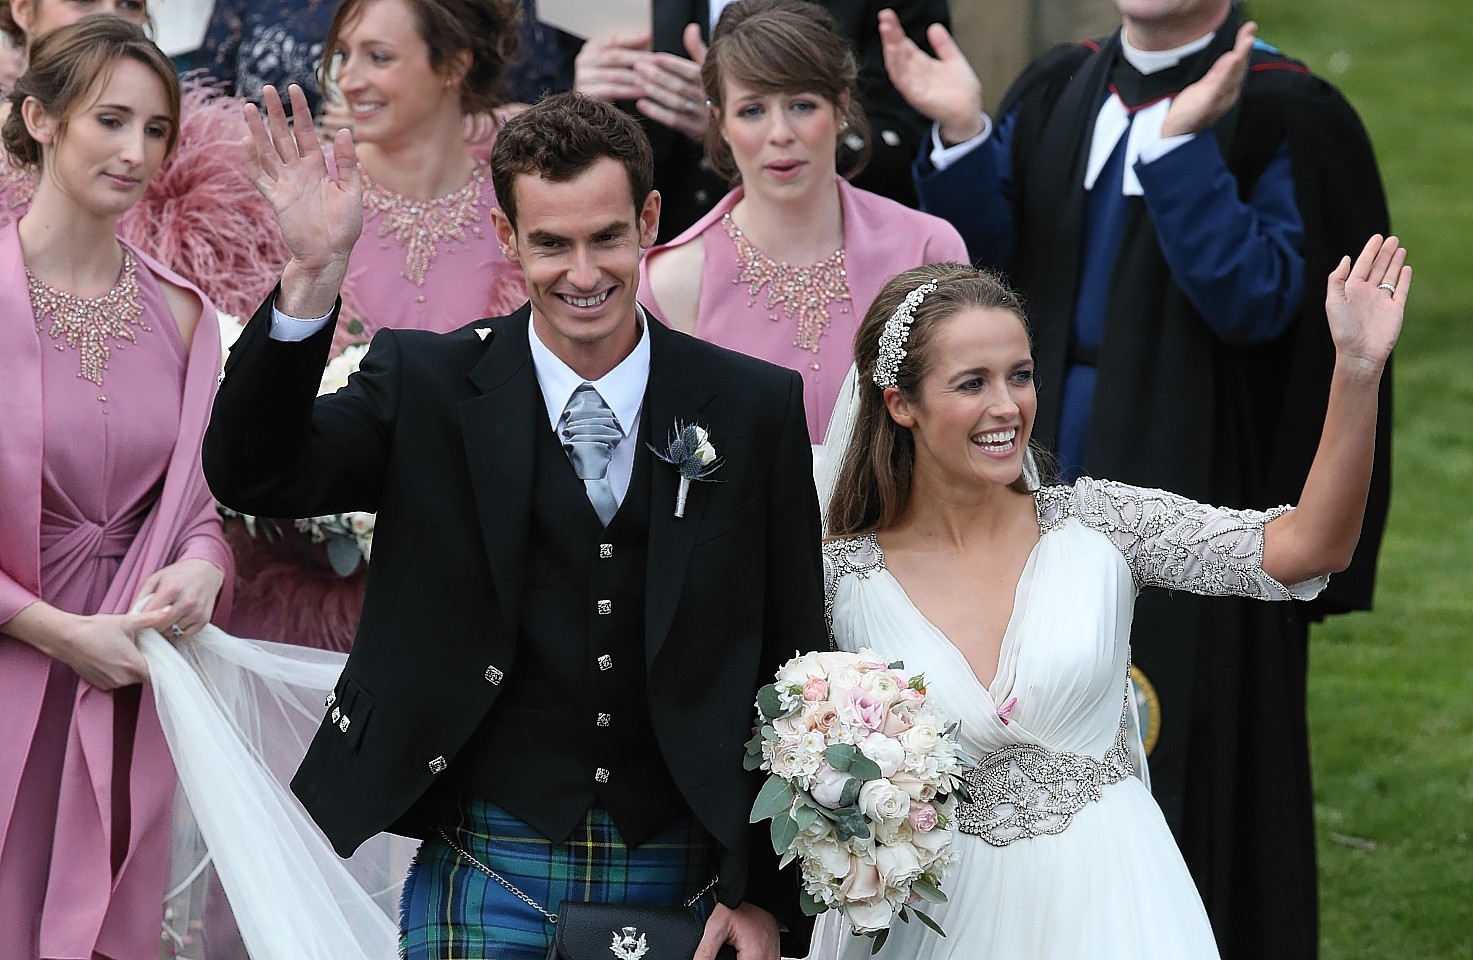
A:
[399, 797, 717, 960]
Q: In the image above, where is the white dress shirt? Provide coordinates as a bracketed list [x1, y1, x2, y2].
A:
[267, 302, 651, 507]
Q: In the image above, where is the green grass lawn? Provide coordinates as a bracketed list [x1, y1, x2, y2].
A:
[1249, 1, 1473, 955]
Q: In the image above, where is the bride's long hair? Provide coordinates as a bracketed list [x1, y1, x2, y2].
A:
[825, 263, 1049, 537]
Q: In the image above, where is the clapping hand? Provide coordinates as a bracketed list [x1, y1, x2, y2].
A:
[1326, 234, 1410, 376]
[575, 29, 652, 102]
[1162, 21, 1256, 138]
[242, 84, 363, 318]
[575, 25, 709, 142]
[634, 24, 709, 142]
[878, 8, 984, 146]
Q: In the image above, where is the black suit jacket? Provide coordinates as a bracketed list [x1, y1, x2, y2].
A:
[203, 299, 825, 948]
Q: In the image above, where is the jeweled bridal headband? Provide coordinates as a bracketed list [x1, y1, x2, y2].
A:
[872, 279, 938, 389]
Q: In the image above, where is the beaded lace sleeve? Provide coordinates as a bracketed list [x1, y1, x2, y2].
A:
[1064, 478, 1327, 601]
[821, 535, 886, 649]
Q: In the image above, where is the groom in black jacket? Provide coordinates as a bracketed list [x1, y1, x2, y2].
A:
[204, 88, 823, 960]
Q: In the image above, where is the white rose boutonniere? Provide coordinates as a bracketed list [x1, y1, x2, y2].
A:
[648, 421, 722, 518]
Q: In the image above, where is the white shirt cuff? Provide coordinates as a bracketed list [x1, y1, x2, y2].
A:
[928, 114, 993, 172]
[269, 301, 335, 341]
[1133, 104, 1195, 166]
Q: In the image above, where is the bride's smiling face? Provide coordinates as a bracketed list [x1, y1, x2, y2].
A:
[885, 307, 1037, 490]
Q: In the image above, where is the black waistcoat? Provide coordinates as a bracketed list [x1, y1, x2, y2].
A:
[454, 402, 689, 846]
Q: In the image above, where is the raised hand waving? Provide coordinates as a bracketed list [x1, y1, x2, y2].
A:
[242, 84, 363, 318]
[1326, 234, 1410, 374]
[877, 9, 984, 146]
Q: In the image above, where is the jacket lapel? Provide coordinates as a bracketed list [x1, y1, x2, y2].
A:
[459, 307, 538, 637]
[643, 319, 719, 665]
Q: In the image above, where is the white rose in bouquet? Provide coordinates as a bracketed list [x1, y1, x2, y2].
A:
[875, 843, 923, 890]
[858, 779, 911, 825]
[859, 668, 904, 704]
[857, 732, 906, 778]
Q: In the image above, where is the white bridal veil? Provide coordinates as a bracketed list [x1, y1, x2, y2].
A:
[143, 626, 409, 959]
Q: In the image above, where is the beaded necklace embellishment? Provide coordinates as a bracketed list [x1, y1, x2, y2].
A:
[360, 161, 489, 286]
[722, 213, 851, 354]
[29, 248, 147, 400]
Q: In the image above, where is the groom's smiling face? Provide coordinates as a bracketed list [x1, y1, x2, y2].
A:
[493, 157, 661, 380]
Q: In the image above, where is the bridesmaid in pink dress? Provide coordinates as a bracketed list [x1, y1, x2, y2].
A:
[224, 0, 526, 652]
[0, 21, 231, 960]
[0, 0, 290, 321]
[640, 0, 966, 441]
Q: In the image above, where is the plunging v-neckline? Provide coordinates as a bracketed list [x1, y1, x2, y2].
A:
[871, 495, 1050, 698]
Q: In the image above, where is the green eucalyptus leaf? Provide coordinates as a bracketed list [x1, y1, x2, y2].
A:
[839, 777, 863, 808]
[756, 685, 786, 722]
[824, 744, 857, 770]
[799, 889, 825, 917]
[847, 754, 882, 781]
[912, 908, 947, 937]
[749, 776, 795, 823]
[325, 535, 362, 576]
[770, 812, 799, 854]
[870, 928, 889, 954]
[910, 875, 947, 904]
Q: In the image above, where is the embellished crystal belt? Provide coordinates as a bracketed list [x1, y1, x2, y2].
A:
[955, 693, 1135, 847]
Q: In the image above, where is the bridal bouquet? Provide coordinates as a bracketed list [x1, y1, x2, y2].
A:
[217, 335, 377, 576]
[744, 650, 968, 950]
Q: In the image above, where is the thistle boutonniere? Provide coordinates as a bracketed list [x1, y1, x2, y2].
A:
[648, 421, 722, 518]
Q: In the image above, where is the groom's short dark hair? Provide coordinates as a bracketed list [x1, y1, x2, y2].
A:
[491, 93, 655, 229]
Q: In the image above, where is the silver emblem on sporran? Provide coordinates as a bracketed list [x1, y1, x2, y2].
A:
[608, 926, 649, 960]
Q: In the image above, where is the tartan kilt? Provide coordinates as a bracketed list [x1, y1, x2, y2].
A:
[400, 796, 718, 960]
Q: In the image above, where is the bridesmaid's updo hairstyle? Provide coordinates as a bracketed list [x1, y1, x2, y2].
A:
[701, 0, 868, 184]
[826, 263, 1049, 537]
[2, 17, 179, 168]
[321, 0, 521, 117]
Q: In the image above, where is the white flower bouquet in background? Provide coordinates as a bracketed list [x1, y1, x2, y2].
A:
[744, 649, 970, 951]
[216, 340, 376, 576]
[292, 511, 375, 573]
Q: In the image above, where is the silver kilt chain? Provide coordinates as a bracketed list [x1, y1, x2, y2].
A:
[437, 828, 720, 924]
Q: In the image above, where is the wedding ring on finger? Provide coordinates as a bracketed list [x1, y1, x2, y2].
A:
[169, 623, 184, 639]
[1377, 282, 1397, 294]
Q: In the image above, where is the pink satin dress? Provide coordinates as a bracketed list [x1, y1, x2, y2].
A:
[0, 230, 231, 960]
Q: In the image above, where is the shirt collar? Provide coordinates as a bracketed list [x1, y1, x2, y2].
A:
[1120, 28, 1216, 75]
[528, 306, 651, 436]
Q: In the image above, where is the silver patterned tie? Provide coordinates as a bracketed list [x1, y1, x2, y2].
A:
[560, 383, 621, 525]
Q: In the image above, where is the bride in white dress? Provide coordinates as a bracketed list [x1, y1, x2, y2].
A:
[813, 239, 1407, 959]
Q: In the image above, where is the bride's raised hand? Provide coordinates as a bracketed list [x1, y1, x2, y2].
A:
[243, 84, 363, 280]
[1326, 234, 1410, 377]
